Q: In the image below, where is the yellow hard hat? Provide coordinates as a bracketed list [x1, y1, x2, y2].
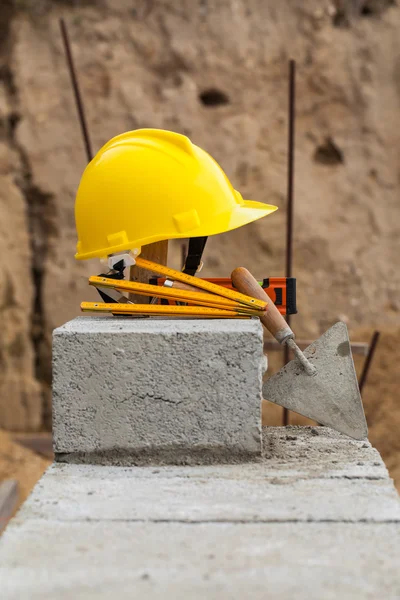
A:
[75, 129, 278, 260]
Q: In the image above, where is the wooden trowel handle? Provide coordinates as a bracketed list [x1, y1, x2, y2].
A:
[231, 267, 294, 344]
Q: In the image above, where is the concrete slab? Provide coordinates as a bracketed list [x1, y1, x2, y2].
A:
[1, 521, 399, 600]
[21, 461, 400, 523]
[1, 427, 399, 599]
[52, 317, 264, 464]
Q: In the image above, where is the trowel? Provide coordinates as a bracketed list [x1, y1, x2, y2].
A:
[231, 267, 368, 440]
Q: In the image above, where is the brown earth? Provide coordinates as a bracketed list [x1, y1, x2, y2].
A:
[0, 1, 399, 485]
[0, 429, 51, 526]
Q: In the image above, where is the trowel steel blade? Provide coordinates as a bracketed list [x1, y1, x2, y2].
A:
[263, 322, 368, 440]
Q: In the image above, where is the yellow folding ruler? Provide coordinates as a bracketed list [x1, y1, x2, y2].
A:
[82, 258, 268, 319]
[81, 303, 257, 318]
[134, 258, 266, 310]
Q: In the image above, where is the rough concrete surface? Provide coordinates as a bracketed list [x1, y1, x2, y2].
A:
[1, 521, 399, 600]
[53, 317, 264, 464]
[0, 427, 399, 599]
[261, 425, 387, 479]
[19, 462, 400, 524]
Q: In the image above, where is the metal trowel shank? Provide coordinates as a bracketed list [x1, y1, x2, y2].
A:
[263, 322, 368, 440]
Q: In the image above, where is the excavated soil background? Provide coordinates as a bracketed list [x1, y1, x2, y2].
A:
[0, 0, 399, 493]
[0, 430, 50, 523]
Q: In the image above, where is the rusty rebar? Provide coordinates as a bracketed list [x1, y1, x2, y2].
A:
[359, 330, 380, 394]
[283, 59, 296, 426]
[59, 18, 93, 162]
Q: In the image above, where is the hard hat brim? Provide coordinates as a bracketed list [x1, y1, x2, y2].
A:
[217, 200, 278, 235]
[183, 200, 278, 240]
[75, 200, 278, 259]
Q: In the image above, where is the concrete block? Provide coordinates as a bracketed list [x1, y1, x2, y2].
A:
[1, 426, 399, 599]
[52, 317, 264, 464]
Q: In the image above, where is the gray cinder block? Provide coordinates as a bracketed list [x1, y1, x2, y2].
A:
[52, 317, 264, 465]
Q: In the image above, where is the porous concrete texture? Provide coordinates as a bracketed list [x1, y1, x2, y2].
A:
[52, 317, 264, 464]
[1, 427, 399, 600]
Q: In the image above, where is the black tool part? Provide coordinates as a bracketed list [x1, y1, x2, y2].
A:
[95, 261, 126, 303]
[274, 288, 283, 306]
[183, 236, 208, 276]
